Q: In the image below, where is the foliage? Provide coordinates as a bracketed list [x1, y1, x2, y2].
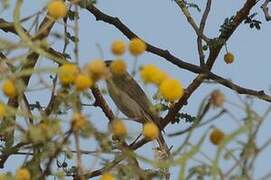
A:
[0, 0, 270, 180]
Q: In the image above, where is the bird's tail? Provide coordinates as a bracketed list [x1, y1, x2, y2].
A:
[143, 112, 170, 178]
[156, 132, 170, 180]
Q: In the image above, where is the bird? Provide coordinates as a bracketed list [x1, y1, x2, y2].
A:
[104, 60, 170, 158]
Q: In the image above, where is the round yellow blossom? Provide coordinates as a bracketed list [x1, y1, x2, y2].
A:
[210, 90, 225, 107]
[129, 38, 146, 56]
[143, 122, 159, 140]
[47, 0, 67, 19]
[0, 104, 6, 118]
[140, 64, 168, 85]
[159, 79, 184, 102]
[224, 52, 234, 64]
[2, 79, 17, 98]
[111, 40, 126, 55]
[86, 59, 108, 81]
[111, 120, 127, 137]
[75, 74, 93, 91]
[100, 172, 115, 180]
[110, 59, 127, 75]
[15, 168, 31, 180]
[71, 113, 87, 131]
[58, 64, 79, 85]
[210, 128, 225, 145]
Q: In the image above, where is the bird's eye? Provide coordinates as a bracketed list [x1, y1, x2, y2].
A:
[105, 61, 112, 67]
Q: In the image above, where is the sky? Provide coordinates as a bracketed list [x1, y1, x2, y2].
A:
[1, 0, 271, 179]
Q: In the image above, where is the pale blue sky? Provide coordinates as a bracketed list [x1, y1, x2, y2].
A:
[1, 0, 271, 179]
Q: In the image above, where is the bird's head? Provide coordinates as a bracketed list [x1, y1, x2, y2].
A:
[104, 60, 129, 78]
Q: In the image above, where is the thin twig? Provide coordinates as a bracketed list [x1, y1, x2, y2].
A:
[174, 0, 210, 42]
[197, 0, 212, 66]
[74, 132, 84, 179]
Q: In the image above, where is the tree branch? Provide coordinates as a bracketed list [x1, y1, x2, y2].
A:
[206, 0, 257, 69]
[174, 0, 210, 42]
[83, 2, 270, 133]
[0, 142, 28, 168]
[197, 0, 212, 66]
[85, 4, 203, 75]
[91, 86, 115, 122]
[163, 0, 258, 128]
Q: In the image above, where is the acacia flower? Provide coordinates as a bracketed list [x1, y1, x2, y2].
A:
[159, 78, 184, 102]
[110, 59, 127, 75]
[2, 79, 17, 98]
[111, 40, 126, 55]
[143, 122, 159, 140]
[48, 0, 67, 19]
[140, 64, 168, 85]
[129, 38, 146, 56]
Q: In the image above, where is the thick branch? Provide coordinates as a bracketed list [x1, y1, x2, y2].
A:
[0, 18, 28, 35]
[84, 2, 261, 123]
[91, 86, 115, 121]
[162, 74, 206, 128]
[207, 72, 271, 102]
[85, 4, 203, 75]
[84, 3, 270, 105]
[163, 0, 258, 127]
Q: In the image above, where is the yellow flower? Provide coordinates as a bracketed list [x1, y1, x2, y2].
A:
[210, 128, 225, 145]
[111, 119, 127, 137]
[110, 59, 127, 75]
[159, 79, 184, 102]
[140, 64, 168, 85]
[47, 0, 67, 19]
[0, 103, 6, 118]
[143, 122, 159, 140]
[71, 113, 87, 131]
[224, 52, 234, 64]
[111, 40, 126, 55]
[2, 79, 17, 98]
[210, 90, 225, 107]
[129, 38, 146, 56]
[86, 59, 108, 81]
[58, 64, 79, 85]
[100, 172, 115, 180]
[75, 74, 93, 91]
[15, 168, 30, 180]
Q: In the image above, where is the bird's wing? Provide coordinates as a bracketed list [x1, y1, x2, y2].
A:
[106, 78, 143, 122]
[111, 73, 156, 117]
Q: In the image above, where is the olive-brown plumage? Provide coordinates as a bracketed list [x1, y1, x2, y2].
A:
[105, 60, 170, 167]
[106, 68, 160, 126]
